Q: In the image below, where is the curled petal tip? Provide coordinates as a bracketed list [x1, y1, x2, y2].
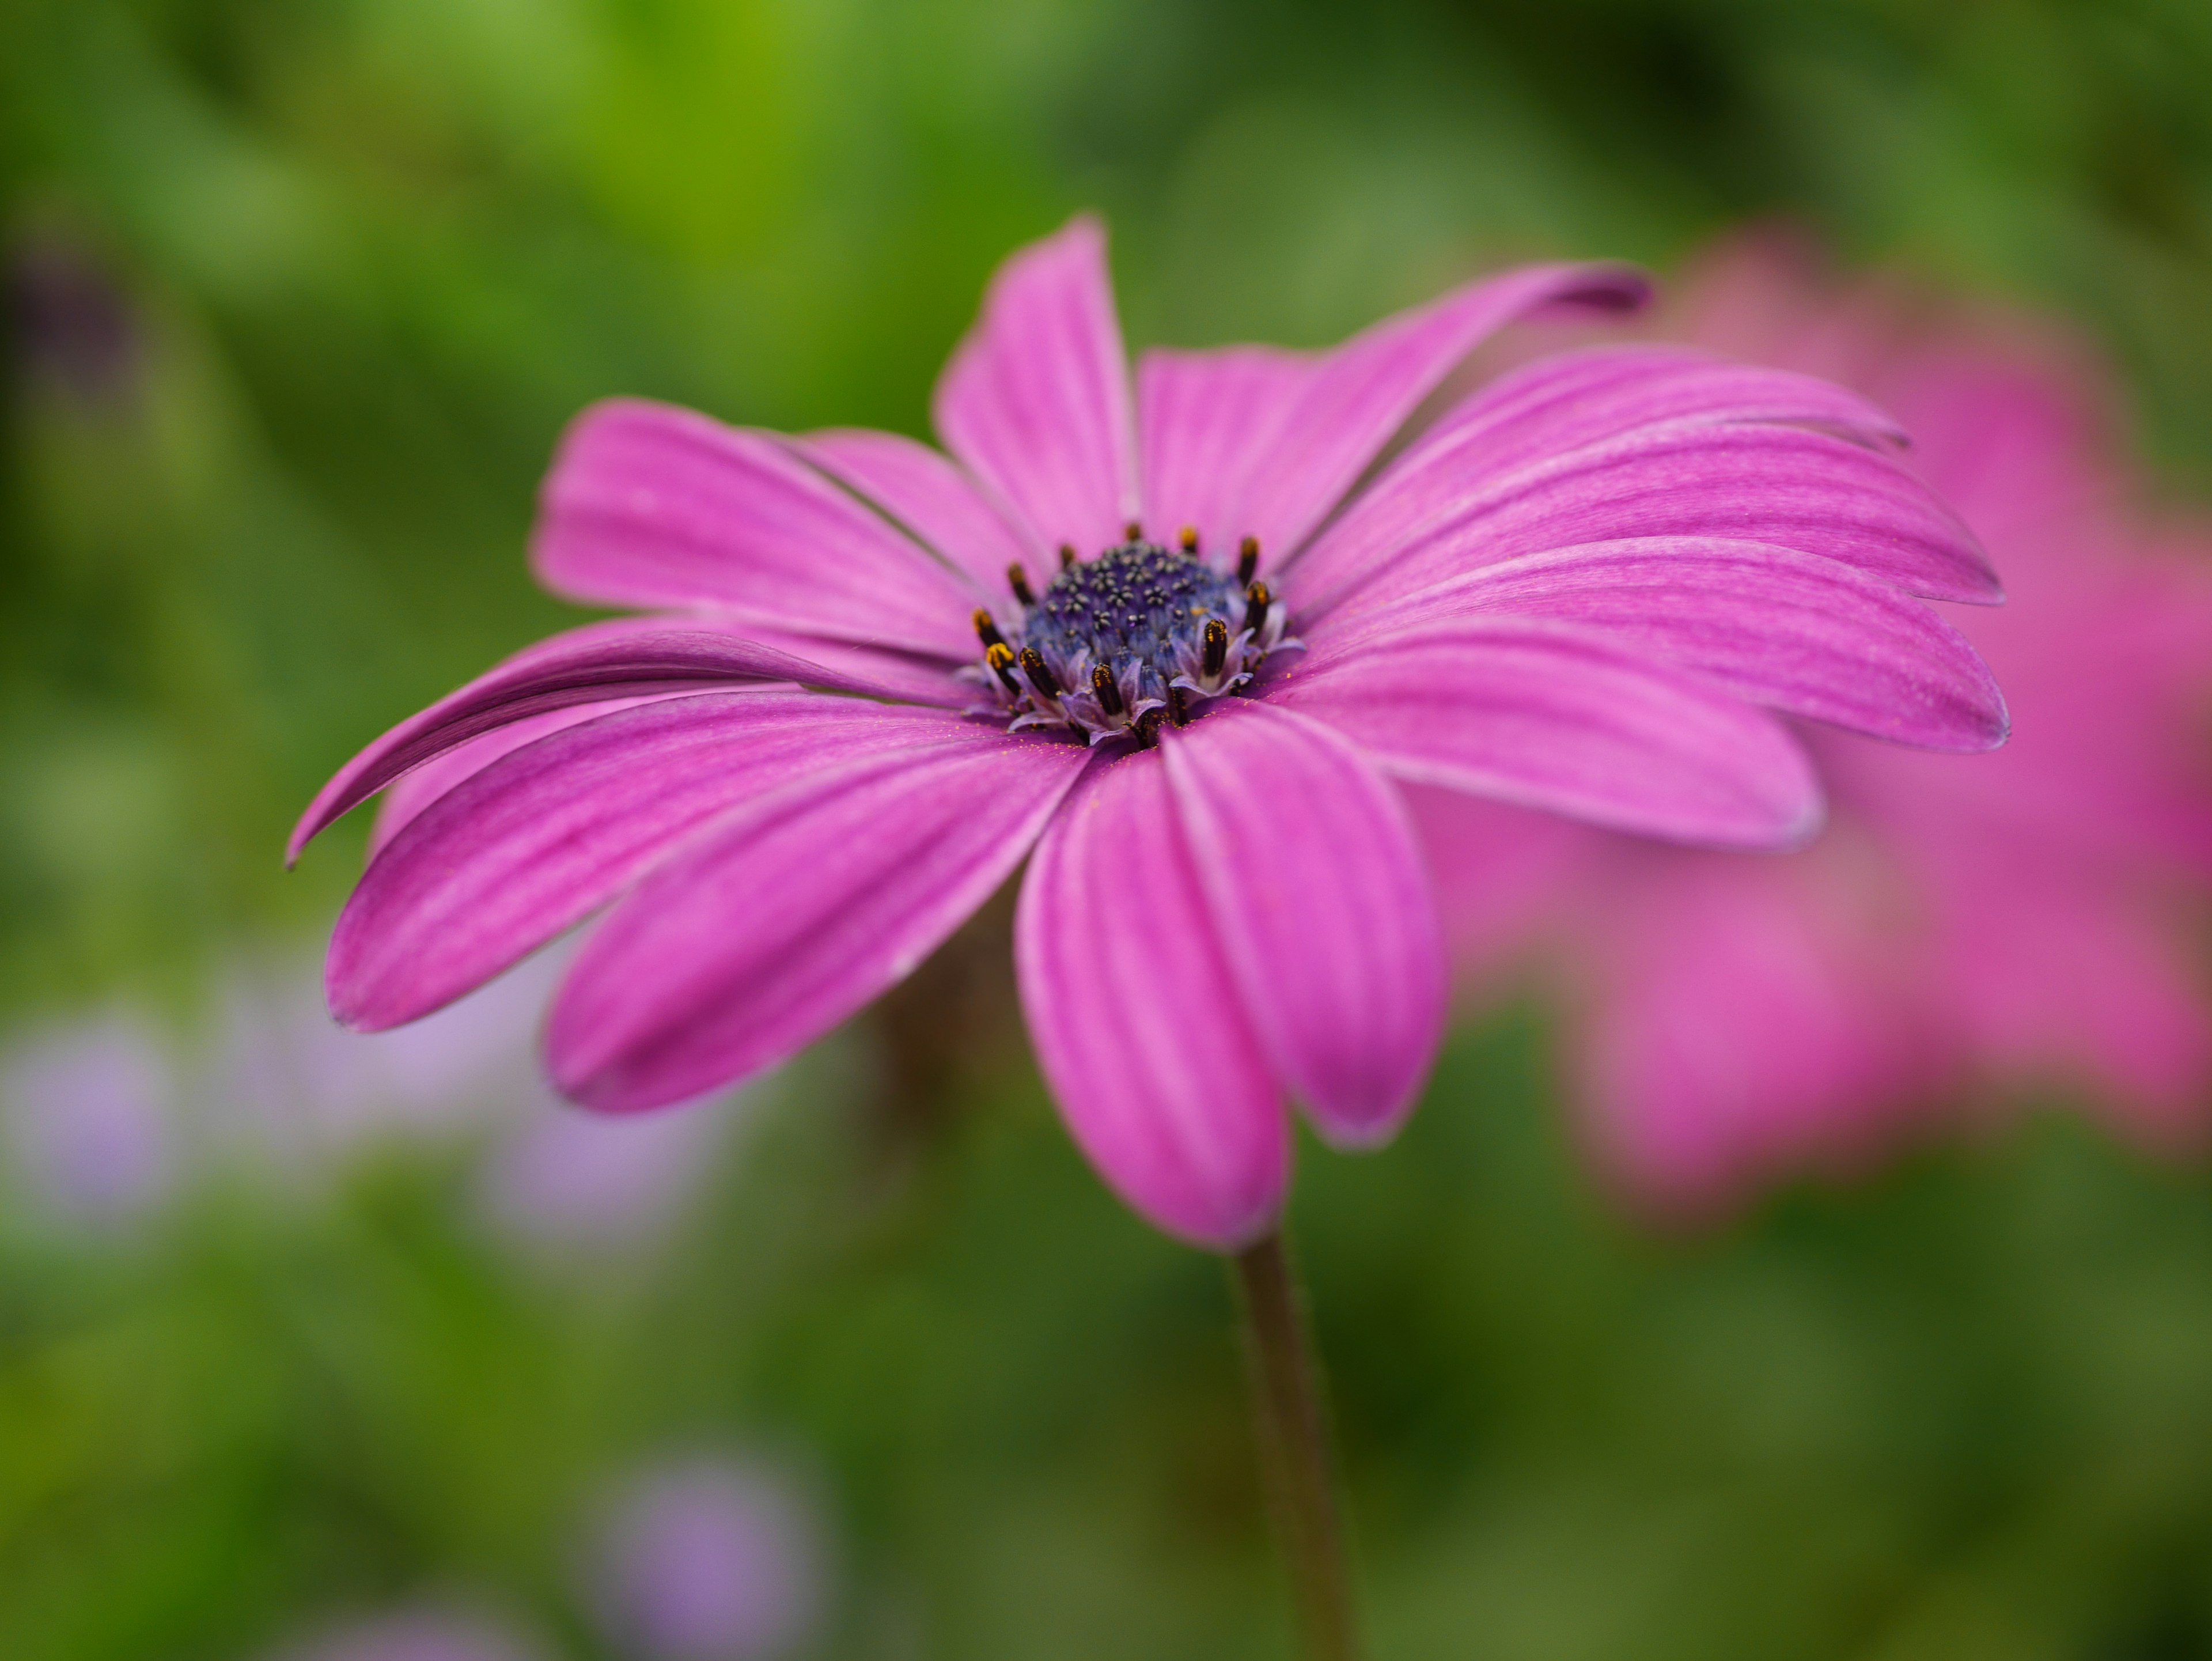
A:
[1777, 789, 1829, 853]
[1203, 1206, 1290, 1256]
[1305, 1108, 1412, 1154]
[1570, 263, 1658, 312]
[1971, 684, 2013, 752]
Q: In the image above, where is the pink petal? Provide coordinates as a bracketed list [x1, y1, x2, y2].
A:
[1014, 749, 1289, 1249]
[548, 727, 1088, 1114]
[932, 216, 1138, 555]
[1291, 419, 2002, 623]
[288, 619, 934, 865]
[1402, 784, 1586, 982]
[1313, 538, 2008, 752]
[1140, 263, 1650, 571]
[1271, 615, 1824, 848]
[532, 399, 981, 654]
[1387, 345, 1910, 490]
[1162, 703, 1445, 1146]
[359, 611, 979, 856]
[707, 623, 975, 709]
[332, 693, 970, 1031]
[1137, 345, 1313, 557]
[370, 693, 694, 859]
[794, 426, 1042, 599]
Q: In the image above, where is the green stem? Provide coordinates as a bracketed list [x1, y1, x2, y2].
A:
[1232, 1230, 1361, 1661]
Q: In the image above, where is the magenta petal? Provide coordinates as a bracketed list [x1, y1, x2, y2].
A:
[365, 638, 968, 858]
[532, 399, 979, 654]
[1390, 345, 1911, 489]
[1014, 750, 1289, 1250]
[700, 624, 974, 709]
[932, 216, 1139, 555]
[794, 426, 1041, 597]
[1164, 263, 1651, 569]
[1137, 345, 1313, 555]
[287, 619, 933, 865]
[1313, 538, 2009, 752]
[1293, 419, 2003, 623]
[548, 727, 1088, 1114]
[331, 693, 968, 1031]
[370, 693, 698, 859]
[1272, 615, 1824, 847]
[1162, 703, 1445, 1147]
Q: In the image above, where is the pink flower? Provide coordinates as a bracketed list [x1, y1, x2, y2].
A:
[290, 217, 2006, 1250]
[1422, 234, 2212, 1218]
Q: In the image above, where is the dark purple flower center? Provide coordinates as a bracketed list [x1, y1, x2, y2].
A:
[1031, 539, 1243, 684]
[972, 529, 1292, 744]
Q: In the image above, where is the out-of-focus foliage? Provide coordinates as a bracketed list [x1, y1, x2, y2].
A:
[3, 0, 2211, 1656]
[16, 1025, 2212, 1659]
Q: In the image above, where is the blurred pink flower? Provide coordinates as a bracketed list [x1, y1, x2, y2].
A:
[291, 217, 2008, 1249]
[1422, 234, 2212, 1218]
[586, 1454, 827, 1661]
[1, 1012, 178, 1225]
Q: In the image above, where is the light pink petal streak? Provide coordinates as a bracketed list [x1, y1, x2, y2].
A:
[933, 216, 1138, 555]
[794, 427, 1042, 599]
[1292, 419, 2001, 624]
[1313, 538, 2008, 752]
[550, 728, 1088, 1114]
[332, 693, 970, 1032]
[1163, 703, 1445, 1146]
[288, 619, 937, 864]
[1015, 750, 1289, 1249]
[1143, 263, 1650, 572]
[533, 399, 982, 654]
[1274, 615, 1824, 848]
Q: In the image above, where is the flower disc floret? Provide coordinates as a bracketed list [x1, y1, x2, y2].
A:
[980, 534, 1294, 743]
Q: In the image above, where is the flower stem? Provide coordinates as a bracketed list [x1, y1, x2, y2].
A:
[1232, 1230, 1361, 1661]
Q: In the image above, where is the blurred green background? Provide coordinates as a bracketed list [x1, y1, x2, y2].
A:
[4, 0, 2212, 1656]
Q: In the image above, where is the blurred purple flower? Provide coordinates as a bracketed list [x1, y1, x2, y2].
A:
[1421, 234, 2212, 1217]
[264, 1603, 545, 1661]
[476, 1082, 741, 1251]
[587, 1455, 826, 1661]
[199, 947, 562, 1175]
[291, 216, 2008, 1248]
[1, 1013, 178, 1225]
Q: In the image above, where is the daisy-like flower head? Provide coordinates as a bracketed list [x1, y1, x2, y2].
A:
[289, 217, 2008, 1250]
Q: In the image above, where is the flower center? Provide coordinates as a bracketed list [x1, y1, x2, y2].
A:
[971, 527, 1293, 744]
